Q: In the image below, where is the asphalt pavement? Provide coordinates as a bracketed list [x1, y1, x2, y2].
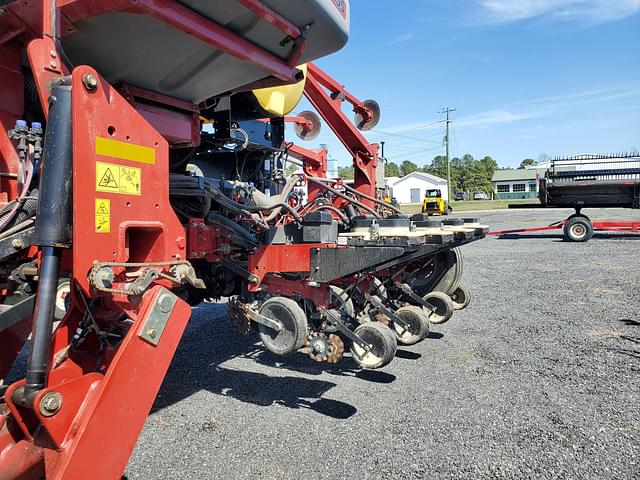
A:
[127, 208, 640, 480]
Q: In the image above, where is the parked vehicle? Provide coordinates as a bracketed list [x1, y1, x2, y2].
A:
[473, 192, 490, 201]
[422, 189, 452, 215]
[454, 191, 469, 201]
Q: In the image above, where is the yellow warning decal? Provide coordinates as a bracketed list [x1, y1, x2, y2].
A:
[95, 136, 156, 165]
[95, 199, 110, 233]
[96, 161, 141, 196]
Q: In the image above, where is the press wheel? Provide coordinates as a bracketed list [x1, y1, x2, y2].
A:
[450, 285, 470, 311]
[393, 306, 430, 345]
[423, 291, 454, 324]
[351, 322, 397, 369]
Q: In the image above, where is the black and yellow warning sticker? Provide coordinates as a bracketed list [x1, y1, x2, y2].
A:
[95, 198, 110, 233]
[95, 161, 141, 196]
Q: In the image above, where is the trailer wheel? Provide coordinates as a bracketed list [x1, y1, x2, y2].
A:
[564, 216, 593, 242]
[423, 291, 454, 324]
[449, 285, 470, 310]
[351, 322, 397, 369]
[258, 297, 308, 355]
[393, 306, 430, 345]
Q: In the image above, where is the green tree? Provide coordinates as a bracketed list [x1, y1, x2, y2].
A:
[338, 166, 354, 180]
[400, 160, 418, 176]
[385, 161, 400, 177]
[285, 163, 299, 176]
[519, 158, 537, 169]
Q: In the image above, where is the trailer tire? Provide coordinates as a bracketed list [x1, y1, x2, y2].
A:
[393, 306, 430, 345]
[449, 285, 470, 310]
[351, 322, 397, 369]
[423, 291, 454, 324]
[258, 297, 308, 355]
[564, 216, 593, 242]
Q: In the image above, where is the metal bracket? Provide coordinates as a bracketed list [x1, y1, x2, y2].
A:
[396, 282, 436, 313]
[126, 268, 160, 296]
[139, 288, 177, 346]
[245, 306, 282, 332]
[321, 308, 370, 351]
[367, 295, 410, 331]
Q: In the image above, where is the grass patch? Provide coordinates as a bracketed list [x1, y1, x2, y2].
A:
[400, 199, 540, 215]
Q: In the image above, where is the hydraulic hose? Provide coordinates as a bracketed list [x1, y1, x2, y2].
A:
[312, 205, 349, 224]
[170, 175, 303, 223]
[306, 176, 379, 218]
[341, 182, 403, 215]
[206, 212, 258, 251]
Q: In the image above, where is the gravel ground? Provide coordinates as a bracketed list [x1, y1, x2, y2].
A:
[127, 208, 640, 480]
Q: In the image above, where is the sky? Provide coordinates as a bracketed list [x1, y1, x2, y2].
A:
[287, 0, 640, 169]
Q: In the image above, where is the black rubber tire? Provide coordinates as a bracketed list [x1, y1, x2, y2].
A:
[351, 322, 397, 369]
[258, 297, 308, 355]
[423, 291, 454, 324]
[564, 216, 593, 242]
[449, 285, 470, 311]
[393, 306, 430, 345]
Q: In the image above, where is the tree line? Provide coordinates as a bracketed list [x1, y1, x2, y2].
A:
[339, 154, 500, 195]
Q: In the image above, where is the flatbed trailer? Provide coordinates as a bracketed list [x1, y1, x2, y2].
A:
[489, 215, 640, 242]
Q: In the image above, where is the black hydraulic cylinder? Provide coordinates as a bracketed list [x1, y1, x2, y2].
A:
[21, 82, 73, 404]
[34, 83, 72, 247]
[23, 246, 62, 399]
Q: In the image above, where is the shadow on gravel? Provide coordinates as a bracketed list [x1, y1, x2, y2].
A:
[151, 303, 365, 419]
[242, 348, 397, 385]
[619, 319, 640, 327]
[610, 349, 640, 360]
[395, 350, 422, 360]
[153, 365, 357, 419]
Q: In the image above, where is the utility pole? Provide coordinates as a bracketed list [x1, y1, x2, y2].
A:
[440, 107, 456, 204]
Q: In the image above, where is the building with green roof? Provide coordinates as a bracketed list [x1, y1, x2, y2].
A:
[491, 168, 547, 200]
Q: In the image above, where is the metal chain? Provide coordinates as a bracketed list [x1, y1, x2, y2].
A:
[89, 260, 191, 295]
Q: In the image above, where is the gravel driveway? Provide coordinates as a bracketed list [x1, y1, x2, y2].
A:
[127, 208, 640, 480]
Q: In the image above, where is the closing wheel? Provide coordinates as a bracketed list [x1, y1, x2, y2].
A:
[564, 216, 593, 242]
[258, 297, 308, 355]
[393, 306, 430, 345]
[449, 285, 470, 311]
[423, 291, 454, 324]
[351, 322, 397, 369]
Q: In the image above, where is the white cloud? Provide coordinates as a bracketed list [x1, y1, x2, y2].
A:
[383, 31, 415, 47]
[379, 84, 640, 137]
[478, 0, 640, 24]
[455, 109, 551, 128]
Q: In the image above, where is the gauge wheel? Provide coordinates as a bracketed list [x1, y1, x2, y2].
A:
[258, 297, 308, 355]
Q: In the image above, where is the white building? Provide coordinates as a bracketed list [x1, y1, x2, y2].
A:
[389, 171, 448, 204]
